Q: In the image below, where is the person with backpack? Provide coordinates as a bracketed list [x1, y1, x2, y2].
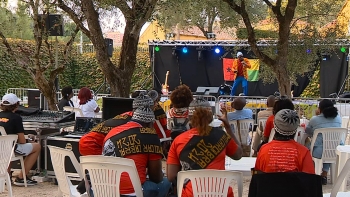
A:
[167, 85, 193, 139]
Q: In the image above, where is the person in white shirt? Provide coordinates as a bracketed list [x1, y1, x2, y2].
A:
[77, 87, 100, 117]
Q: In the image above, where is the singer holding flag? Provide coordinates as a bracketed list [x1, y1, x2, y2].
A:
[230, 52, 251, 96]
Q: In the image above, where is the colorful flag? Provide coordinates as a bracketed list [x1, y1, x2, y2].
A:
[222, 58, 260, 81]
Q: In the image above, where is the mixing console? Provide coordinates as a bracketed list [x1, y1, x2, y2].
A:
[21, 111, 75, 123]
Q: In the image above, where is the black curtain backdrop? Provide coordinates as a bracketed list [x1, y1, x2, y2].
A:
[320, 51, 348, 98]
[151, 46, 312, 97]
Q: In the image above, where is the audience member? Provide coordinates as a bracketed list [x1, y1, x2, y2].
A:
[252, 95, 275, 154]
[167, 98, 242, 197]
[103, 106, 171, 197]
[57, 86, 74, 110]
[167, 85, 193, 132]
[227, 97, 253, 120]
[305, 99, 341, 185]
[255, 109, 315, 174]
[262, 96, 295, 143]
[79, 93, 153, 156]
[0, 93, 40, 186]
[77, 87, 100, 117]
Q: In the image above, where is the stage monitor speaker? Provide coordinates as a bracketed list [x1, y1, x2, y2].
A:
[102, 97, 133, 120]
[38, 14, 64, 36]
[27, 89, 41, 108]
[196, 87, 220, 97]
[105, 38, 113, 57]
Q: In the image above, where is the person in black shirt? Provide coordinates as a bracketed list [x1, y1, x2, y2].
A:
[57, 86, 74, 110]
[0, 93, 40, 186]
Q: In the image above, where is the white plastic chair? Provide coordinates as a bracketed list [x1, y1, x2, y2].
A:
[257, 118, 268, 134]
[341, 116, 349, 130]
[155, 120, 172, 142]
[79, 155, 143, 197]
[177, 170, 243, 197]
[47, 145, 85, 197]
[310, 127, 348, 184]
[0, 135, 18, 197]
[229, 119, 254, 156]
[64, 106, 84, 118]
[323, 158, 350, 197]
[0, 126, 27, 187]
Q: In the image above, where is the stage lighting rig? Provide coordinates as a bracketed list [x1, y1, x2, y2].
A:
[166, 33, 176, 40]
[206, 32, 216, 39]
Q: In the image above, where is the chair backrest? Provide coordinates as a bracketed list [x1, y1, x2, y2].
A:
[63, 106, 84, 117]
[177, 170, 243, 197]
[257, 118, 268, 132]
[0, 135, 18, 177]
[0, 126, 6, 136]
[268, 128, 275, 142]
[310, 128, 348, 160]
[79, 156, 143, 197]
[341, 116, 349, 129]
[329, 158, 350, 197]
[47, 145, 84, 196]
[237, 119, 254, 145]
[295, 126, 305, 144]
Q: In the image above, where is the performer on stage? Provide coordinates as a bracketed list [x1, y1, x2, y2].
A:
[230, 52, 251, 96]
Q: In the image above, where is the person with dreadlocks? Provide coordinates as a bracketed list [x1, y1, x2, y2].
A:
[167, 97, 242, 197]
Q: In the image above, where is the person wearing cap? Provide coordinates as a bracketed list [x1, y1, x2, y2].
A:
[0, 93, 40, 186]
[230, 51, 251, 96]
[227, 97, 253, 121]
[167, 98, 243, 197]
[255, 109, 315, 174]
[79, 93, 154, 156]
[57, 86, 74, 110]
[103, 106, 171, 197]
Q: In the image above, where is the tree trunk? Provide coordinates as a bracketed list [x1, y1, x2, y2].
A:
[34, 71, 57, 110]
[110, 19, 141, 97]
[274, 64, 291, 98]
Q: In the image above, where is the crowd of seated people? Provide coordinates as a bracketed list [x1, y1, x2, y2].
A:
[6, 83, 341, 197]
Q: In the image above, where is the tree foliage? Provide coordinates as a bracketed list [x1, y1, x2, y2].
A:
[155, 0, 267, 36]
[221, 0, 344, 97]
[58, 0, 158, 97]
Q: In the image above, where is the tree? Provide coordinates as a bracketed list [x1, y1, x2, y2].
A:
[0, 0, 78, 110]
[57, 0, 158, 97]
[222, 0, 344, 97]
[155, 0, 267, 37]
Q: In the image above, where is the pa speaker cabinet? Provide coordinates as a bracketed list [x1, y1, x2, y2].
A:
[38, 14, 64, 36]
[105, 38, 113, 57]
[27, 89, 41, 108]
[45, 136, 81, 180]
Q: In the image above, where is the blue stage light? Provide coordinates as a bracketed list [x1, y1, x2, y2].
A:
[182, 47, 188, 53]
[214, 47, 221, 54]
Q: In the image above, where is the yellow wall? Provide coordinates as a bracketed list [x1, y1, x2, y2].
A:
[337, 1, 350, 36]
[139, 21, 166, 45]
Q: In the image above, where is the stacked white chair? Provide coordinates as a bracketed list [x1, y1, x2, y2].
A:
[177, 170, 243, 197]
[47, 146, 86, 197]
[80, 155, 143, 197]
[0, 126, 27, 187]
[310, 128, 347, 184]
[0, 135, 18, 197]
[323, 158, 350, 197]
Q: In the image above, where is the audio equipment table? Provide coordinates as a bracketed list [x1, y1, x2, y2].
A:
[22, 111, 76, 130]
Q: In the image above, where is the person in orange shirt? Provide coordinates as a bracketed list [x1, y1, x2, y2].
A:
[167, 97, 243, 197]
[103, 106, 171, 197]
[255, 109, 315, 174]
[262, 96, 295, 143]
[230, 52, 251, 96]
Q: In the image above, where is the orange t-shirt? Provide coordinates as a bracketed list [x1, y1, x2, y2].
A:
[167, 128, 238, 197]
[255, 140, 315, 174]
[263, 115, 275, 138]
[103, 121, 162, 194]
[79, 111, 133, 156]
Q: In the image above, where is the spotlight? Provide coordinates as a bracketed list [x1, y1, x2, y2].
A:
[306, 49, 311, 54]
[341, 47, 346, 53]
[214, 47, 221, 54]
[206, 32, 216, 39]
[155, 46, 160, 52]
[182, 47, 188, 54]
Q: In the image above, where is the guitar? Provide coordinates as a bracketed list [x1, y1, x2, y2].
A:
[162, 71, 170, 95]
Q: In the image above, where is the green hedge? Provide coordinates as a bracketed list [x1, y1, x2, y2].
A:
[0, 39, 152, 96]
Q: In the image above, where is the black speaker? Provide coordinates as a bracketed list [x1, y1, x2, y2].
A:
[196, 87, 220, 97]
[27, 89, 41, 108]
[38, 14, 64, 36]
[102, 97, 133, 120]
[105, 38, 113, 57]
